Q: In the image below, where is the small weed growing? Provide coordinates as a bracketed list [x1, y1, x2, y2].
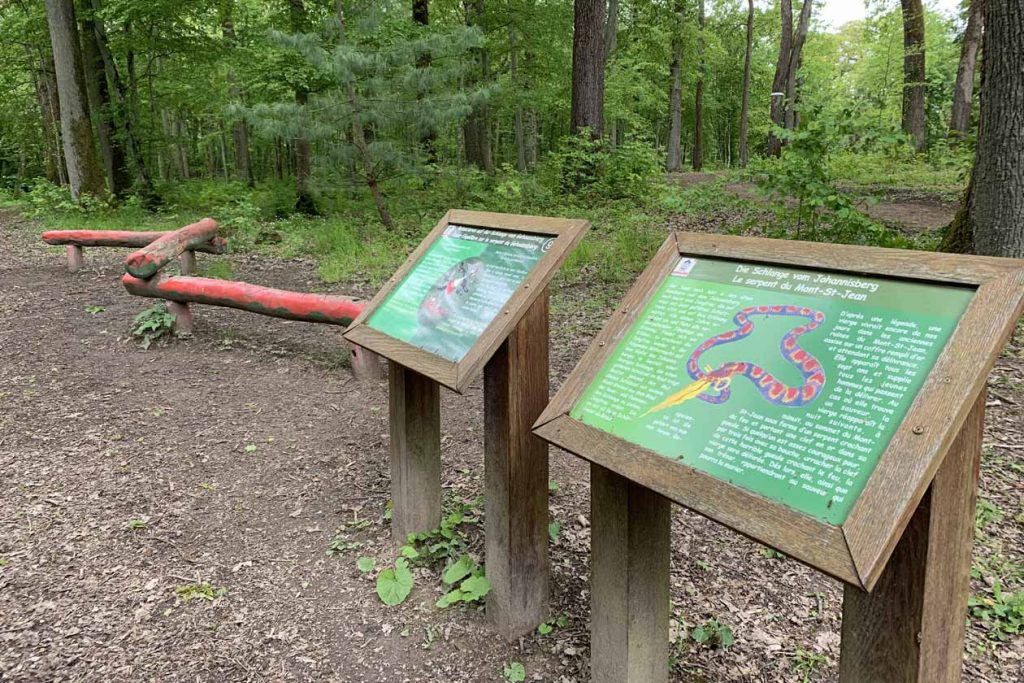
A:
[791, 648, 828, 682]
[503, 661, 526, 682]
[175, 582, 227, 603]
[131, 304, 176, 349]
[691, 618, 734, 649]
[969, 580, 1023, 641]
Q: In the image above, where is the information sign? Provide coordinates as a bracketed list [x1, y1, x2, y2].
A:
[570, 256, 973, 524]
[367, 225, 551, 362]
[345, 210, 587, 392]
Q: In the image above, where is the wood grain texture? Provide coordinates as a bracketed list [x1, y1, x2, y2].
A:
[344, 210, 587, 393]
[388, 362, 441, 544]
[838, 392, 984, 682]
[66, 245, 83, 273]
[178, 250, 196, 276]
[843, 275, 1024, 589]
[484, 292, 550, 638]
[536, 415, 860, 585]
[591, 464, 670, 683]
[674, 231, 1023, 285]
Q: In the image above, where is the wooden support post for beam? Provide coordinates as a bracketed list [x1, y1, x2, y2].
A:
[839, 391, 985, 683]
[167, 301, 193, 334]
[388, 361, 441, 544]
[66, 245, 84, 273]
[350, 344, 385, 381]
[179, 250, 196, 276]
[591, 464, 671, 683]
[484, 290, 550, 638]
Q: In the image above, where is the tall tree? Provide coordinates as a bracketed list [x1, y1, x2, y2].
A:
[665, 0, 684, 172]
[949, 0, 984, 138]
[604, 0, 619, 64]
[44, 0, 105, 200]
[784, 0, 813, 132]
[79, 5, 130, 196]
[900, 0, 927, 151]
[412, 0, 437, 162]
[738, 0, 754, 168]
[942, 0, 1024, 256]
[222, 2, 253, 187]
[767, 0, 793, 157]
[289, 0, 317, 213]
[463, 0, 493, 172]
[692, 0, 705, 171]
[570, 0, 605, 137]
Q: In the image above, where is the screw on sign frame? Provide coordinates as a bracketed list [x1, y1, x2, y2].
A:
[533, 231, 1024, 683]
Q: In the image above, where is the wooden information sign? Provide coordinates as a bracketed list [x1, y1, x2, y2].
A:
[345, 209, 587, 636]
[533, 232, 1024, 682]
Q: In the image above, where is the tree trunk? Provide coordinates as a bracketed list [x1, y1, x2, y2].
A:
[44, 0, 106, 200]
[412, 0, 437, 163]
[289, 0, 317, 213]
[79, 6, 130, 197]
[785, 0, 813, 132]
[604, 0, 619, 64]
[571, 0, 605, 137]
[462, 0, 493, 172]
[901, 0, 927, 152]
[221, 8, 253, 186]
[510, 28, 527, 172]
[34, 54, 66, 184]
[949, 0, 984, 138]
[738, 0, 754, 167]
[947, 0, 1024, 257]
[665, 22, 683, 172]
[692, 0, 705, 171]
[767, 0, 793, 157]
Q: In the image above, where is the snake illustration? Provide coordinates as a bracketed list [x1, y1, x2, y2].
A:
[417, 257, 486, 328]
[644, 305, 827, 416]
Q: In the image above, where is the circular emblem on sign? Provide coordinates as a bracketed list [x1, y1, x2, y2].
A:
[417, 257, 487, 327]
[542, 238, 555, 253]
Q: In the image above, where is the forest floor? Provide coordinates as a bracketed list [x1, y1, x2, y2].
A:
[1, 204, 1022, 683]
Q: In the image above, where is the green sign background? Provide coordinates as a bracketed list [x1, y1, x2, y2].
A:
[367, 225, 551, 362]
[570, 257, 974, 524]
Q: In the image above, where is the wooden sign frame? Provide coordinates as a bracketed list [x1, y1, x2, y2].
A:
[534, 231, 1024, 591]
[345, 209, 587, 393]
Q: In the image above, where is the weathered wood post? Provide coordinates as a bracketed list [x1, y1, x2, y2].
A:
[838, 392, 985, 683]
[388, 362, 441, 543]
[350, 345, 385, 381]
[590, 465, 671, 683]
[66, 245, 84, 272]
[167, 301, 193, 334]
[484, 291, 551, 636]
[179, 249, 196, 276]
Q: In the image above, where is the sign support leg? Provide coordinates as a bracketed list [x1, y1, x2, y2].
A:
[590, 464, 670, 683]
[839, 391, 985, 683]
[389, 361, 441, 544]
[66, 245, 84, 272]
[484, 290, 550, 637]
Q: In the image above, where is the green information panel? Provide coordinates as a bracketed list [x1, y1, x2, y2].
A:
[367, 225, 552, 362]
[570, 257, 974, 524]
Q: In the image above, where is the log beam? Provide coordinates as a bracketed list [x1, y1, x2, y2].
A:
[43, 229, 226, 253]
[124, 218, 219, 279]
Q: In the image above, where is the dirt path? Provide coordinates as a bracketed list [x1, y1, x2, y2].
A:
[669, 172, 959, 233]
[1, 210, 1020, 682]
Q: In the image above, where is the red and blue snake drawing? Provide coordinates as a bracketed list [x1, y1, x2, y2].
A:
[644, 305, 827, 416]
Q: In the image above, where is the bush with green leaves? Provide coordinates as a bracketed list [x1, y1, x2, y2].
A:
[969, 580, 1023, 641]
[130, 304, 177, 349]
[542, 131, 660, 202]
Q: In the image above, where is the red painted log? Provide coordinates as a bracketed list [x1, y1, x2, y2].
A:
[124, 218, 219, 279]
[121, 274, 365, 326]
[42, 229, 226, 253]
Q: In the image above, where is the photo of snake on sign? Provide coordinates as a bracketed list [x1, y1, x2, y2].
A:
[644, 305, 828, 417]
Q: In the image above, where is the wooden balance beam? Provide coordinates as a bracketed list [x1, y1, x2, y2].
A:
[42, 223, 226, 274]
[121, 273, 383, 379]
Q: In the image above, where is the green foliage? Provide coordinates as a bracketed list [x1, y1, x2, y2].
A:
[376, 557, 414, 606]
[503, 661, 526, 682]
[542, 131, 660, 201]
[126, 518, 147, 530]
[175, 582, 227, 603]
[547, 522, 561, 543]
[975, 498, 1004, 531]
[356, 557, 375, 573]
[130, 304, 177, 349]
[791, 648, 828, 682]
[85, 305, 105, 315]
[969, 580, 1024, 641]
[691, 618, 734, 649]
[197, 260, 235, 280]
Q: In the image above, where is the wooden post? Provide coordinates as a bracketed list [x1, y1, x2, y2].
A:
[389, 361, 441, 544]
[591, 464, 671, 683]
[179, 249, 196, 275]
[66, 245, 84, 272]
[350, 344, 385, 381]
[167, 301, 193, 334]
[484, 290, 550, 637]
[839, 391, 985, 683]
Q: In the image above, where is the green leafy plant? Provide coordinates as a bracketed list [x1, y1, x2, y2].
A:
[126, 518, 147, 530]
[691, 618, 734, 649]
[537, 614, 568, 636]
[326, 537, 362, 557]
[969, 580, 1024, 641]
[376, 557, 415, 606]
[356, 557, 375, 573]
[791, 648, 828, 682]
[975, 498, 1004, 531]
[85, 305, 104, 314]
[175, 582, 227, 603]
[503, 661, 526, 682]
[130, 304, 177, 349]
[548, 522, 561, 542]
